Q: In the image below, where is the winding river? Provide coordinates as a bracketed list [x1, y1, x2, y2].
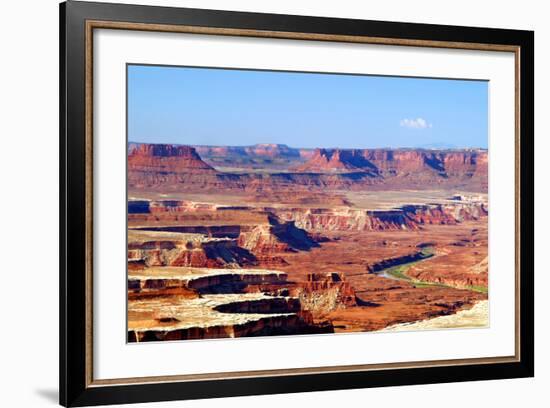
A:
[374, 247, 487, 294]
[373, 247, 489, 330]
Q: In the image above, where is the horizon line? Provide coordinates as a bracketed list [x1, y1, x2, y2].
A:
[128, 141, 488, 151]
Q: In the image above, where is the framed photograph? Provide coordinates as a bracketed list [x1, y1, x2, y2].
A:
[60, 1, 534, 406]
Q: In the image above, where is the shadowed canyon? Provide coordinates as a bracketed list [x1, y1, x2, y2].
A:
[127, 143, 489, 342]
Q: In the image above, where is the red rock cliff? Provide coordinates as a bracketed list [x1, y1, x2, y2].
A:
[128, 144, 222, 189]
[129, 144, 216, 172]
[128, 143, 488, 192]
[296, 149, 377, 173]
[298, 148, 487, 182]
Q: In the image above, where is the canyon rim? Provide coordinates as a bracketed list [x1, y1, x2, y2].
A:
[126, 65, 489, 342]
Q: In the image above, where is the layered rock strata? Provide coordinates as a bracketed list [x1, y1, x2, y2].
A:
[267, 202, 487, 232]
[129, 199, 487, 234]
[128, 143, 488, 192]
[291, 272, 358, 315]
[127, 267, 335, 342]
[127, 230, 256, 268]
[297, 148, 488, 182]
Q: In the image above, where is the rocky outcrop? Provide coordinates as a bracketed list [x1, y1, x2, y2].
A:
[127, 230, 257, 268]
[128, 143, 222, 189]
[403, 203, 488, 225]
[129, 144, 215, 172]
[127, 268, 334, 342]
[297, 148, 488, 183]
[185, 270, 287, 293]
[129, 198, 487, 236]
[443, 151, 488, 178]
[238, 224, 292, 254]
[274, 208, 416, 232]
[128, 312, 331, 342]
[213, 297, 301, 314]
[128, 267, 288, 294]
[291, 272, 358, 314]
[362, 149, 445, 175]
[295, 148, 378, 173]
[274, 202, 487, 232]
[128, 200, 268, 226]
[237, 216, 319, 255]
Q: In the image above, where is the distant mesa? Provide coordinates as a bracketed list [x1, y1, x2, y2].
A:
[132, 142, 315, 168]
[295, 148, 378, 173]
[296, 147, 488, 180]
[194, 143, 302, 160]
[128, 143, 216, 173]
[130, 143, 204, 160]
[127, 142, 488, 192]
[246, 143, 300, 158]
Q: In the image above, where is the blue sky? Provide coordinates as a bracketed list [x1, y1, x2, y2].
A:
[128, 64, 488, 149]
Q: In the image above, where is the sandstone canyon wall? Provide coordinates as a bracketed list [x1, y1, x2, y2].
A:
[128, 143, 488, 192]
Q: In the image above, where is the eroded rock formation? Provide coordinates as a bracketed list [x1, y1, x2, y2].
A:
[274, 202, 487, 232]
[295, 148, 488, 184]
[291, 272, 358, 315]
[127, 230, 256, 268]
[126, 143, 490, 340]
[237, 216, 319, 255]
[128, 143, 488, 192]
[127, 267, 334, 342]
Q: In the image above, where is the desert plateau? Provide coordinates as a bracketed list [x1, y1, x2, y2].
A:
[127, 142, 489, 342]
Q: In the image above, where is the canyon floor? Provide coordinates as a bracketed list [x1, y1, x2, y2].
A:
[127, 186, 488, 342]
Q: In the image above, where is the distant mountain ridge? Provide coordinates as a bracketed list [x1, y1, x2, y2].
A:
[128, 143, 488, 193]
[129, 141, 485, 169]
[296, 147, 487, 179]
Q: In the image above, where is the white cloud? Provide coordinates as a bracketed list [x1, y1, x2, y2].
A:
[400, 118, 433, 129]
